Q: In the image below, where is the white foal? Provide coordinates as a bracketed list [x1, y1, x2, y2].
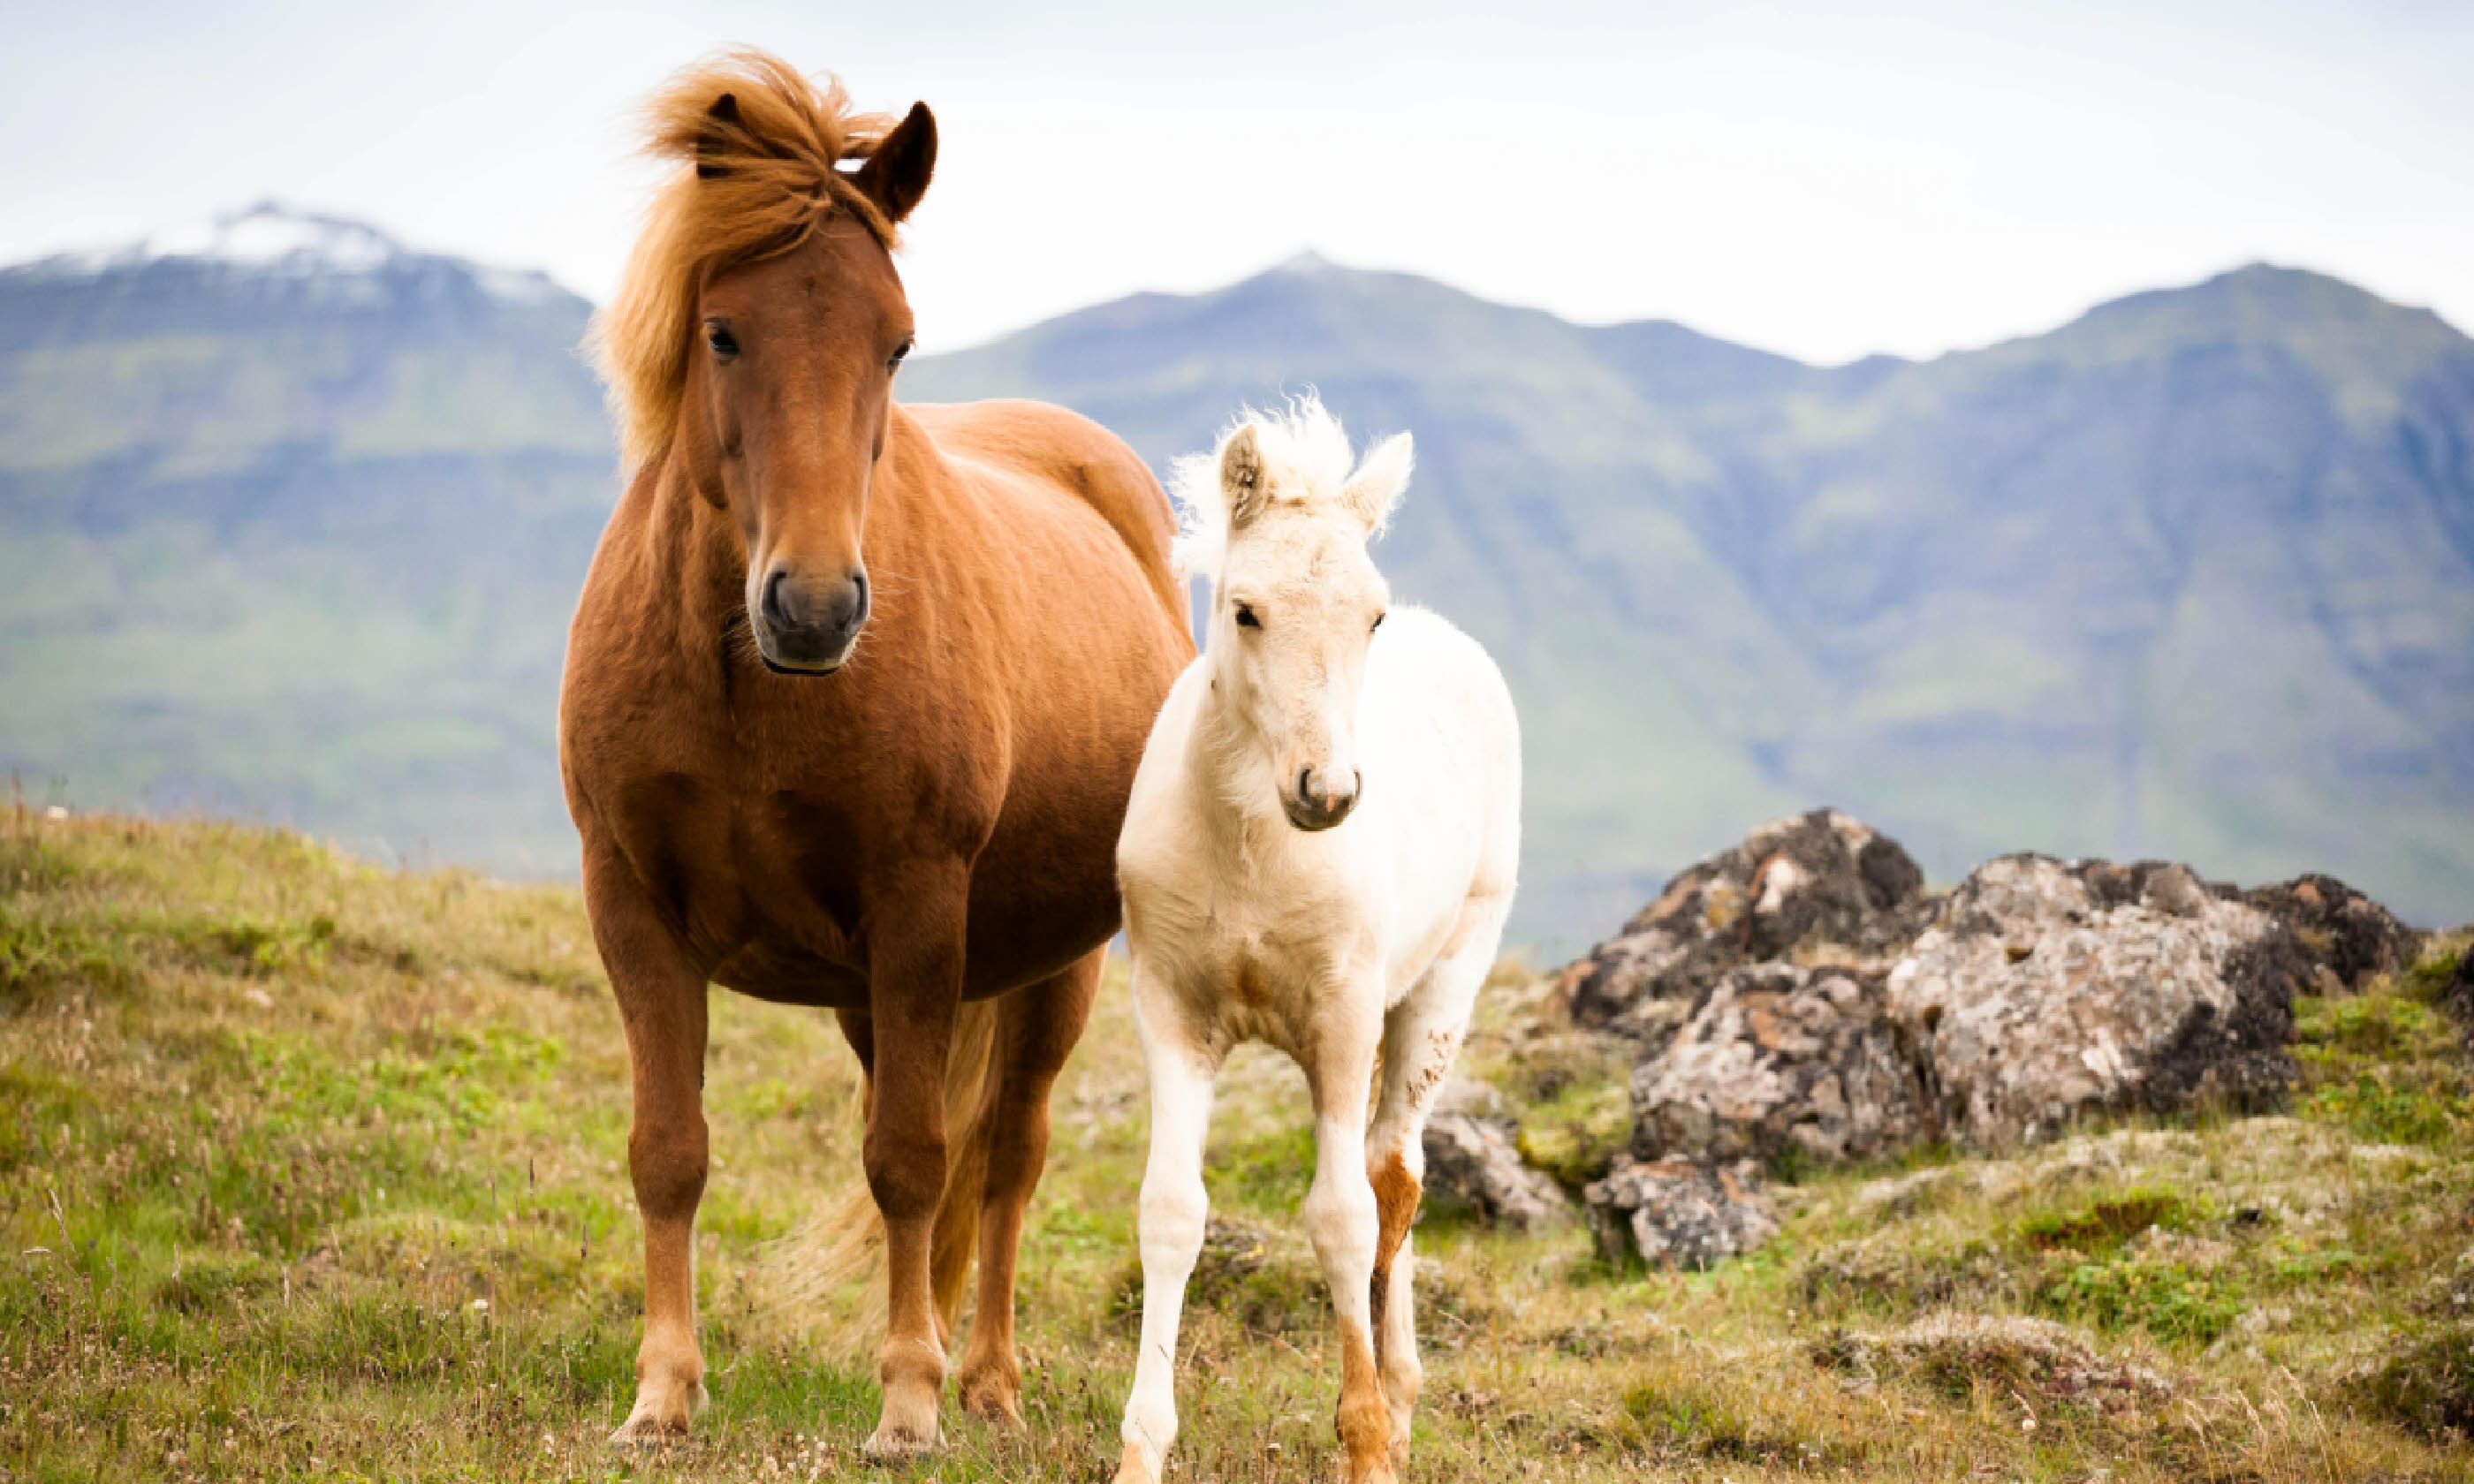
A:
[1112, 398, 1521, 1484]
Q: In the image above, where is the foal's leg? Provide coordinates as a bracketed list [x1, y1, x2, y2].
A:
[1302, 990, 1394, 1484]
[1364, 903, 1504, 1464]
[1113, 968, 1218, 1484]
[956, 948, 1103, 1425]
[860, 867, 972, 1458]
[586, 850, 714, 1444]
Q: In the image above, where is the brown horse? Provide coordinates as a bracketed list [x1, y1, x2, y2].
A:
[560, 51, 1191, 1454]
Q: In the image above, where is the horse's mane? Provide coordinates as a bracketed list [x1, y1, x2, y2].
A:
[591, 50, 903, 473]
[1170, 392, 1375, 582]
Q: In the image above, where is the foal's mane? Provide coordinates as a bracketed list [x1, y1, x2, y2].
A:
[1170, 393, 1379, 583]
[592, 50, 903, 473]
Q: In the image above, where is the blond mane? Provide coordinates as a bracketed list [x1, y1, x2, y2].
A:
[590, 50, 903, 473]
[1170, 393, 1402, 582]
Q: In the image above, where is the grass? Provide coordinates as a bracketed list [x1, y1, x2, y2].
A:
[3, 806, 2470, 1480]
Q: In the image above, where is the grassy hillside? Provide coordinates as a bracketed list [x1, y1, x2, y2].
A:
[0, 209, 614, 874]
[4, 808, 2470, 1480]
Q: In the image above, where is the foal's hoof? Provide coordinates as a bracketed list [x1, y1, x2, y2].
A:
[1112, 1440, 1163, 1484]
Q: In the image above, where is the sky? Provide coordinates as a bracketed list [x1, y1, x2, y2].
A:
[2, 0, 2470, 365]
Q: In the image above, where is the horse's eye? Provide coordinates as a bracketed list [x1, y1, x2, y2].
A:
[1234, 603, 1260, 629]
[705, 321, 739, 360]
[1371, 611, 1386, 633]
[888, 337, 914, 371]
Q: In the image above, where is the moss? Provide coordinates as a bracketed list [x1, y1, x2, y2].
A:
[2018, 1185, 2194, 1252]
[2351, 1324, 2474, 1442]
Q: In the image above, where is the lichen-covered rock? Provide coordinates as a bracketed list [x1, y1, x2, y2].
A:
[1583, 1155, 1779, 1269]
[1888, 854, 2305, 1149]
[1421, 1112, 1574, 1231]
[1628, 964, 1930, 1167]
[1560, 809, 1934, 1041]
[2238, 873, 2425, 993]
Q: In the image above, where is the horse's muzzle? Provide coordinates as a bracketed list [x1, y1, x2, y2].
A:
[1282, 768, 1360, 832]
[754, 564, 869, 674]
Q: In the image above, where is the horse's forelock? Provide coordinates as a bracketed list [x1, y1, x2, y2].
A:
[592, 49, 903, 474]
[1170, 393, 1386, 584]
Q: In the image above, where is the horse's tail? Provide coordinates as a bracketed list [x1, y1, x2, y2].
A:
[771, 996, 1001, 1353]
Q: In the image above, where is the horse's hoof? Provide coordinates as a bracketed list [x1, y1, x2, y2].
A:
[606, 1414, 691, 1450]
[1112, 1440, 1163, 1484]
[958, 1365, 1025, 1428]
[861, 1422, 939, 1460]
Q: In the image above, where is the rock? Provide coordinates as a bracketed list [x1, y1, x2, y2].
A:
[1583, 1155, 1779, 1269]
[1421, 1113, 1573, 1231]
[1888, 854, 2305, 1149]
[2239, 873, 2425, 992]
[1560, 808, 1935, 1041]
[1628, 964, 1931, 1167]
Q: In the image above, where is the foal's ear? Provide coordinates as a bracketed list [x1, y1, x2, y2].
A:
[1342, 431, 1413, 531]
[1220, 424, 1270, 528]
[854, 102, 937, 223]
[696, 93, 741, 180]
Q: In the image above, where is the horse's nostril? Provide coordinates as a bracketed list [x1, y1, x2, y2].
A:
[761, 567, 793, 629]
[1298, 768, 1317, 804]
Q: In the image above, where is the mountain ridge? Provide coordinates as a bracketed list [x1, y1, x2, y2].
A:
[4, 212, 2468, 941]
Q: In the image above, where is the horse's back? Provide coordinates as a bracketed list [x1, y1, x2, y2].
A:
[905, 399, 1185, 624]
[1365, 605, 1522, 902]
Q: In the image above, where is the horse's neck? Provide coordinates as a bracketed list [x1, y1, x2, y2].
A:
[621, 454, 753, 649]
[1180, 661, 1287, 862]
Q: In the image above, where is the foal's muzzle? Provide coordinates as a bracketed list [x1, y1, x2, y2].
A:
[753, 564, 869, 674]
[1283, 767, 1360, 832]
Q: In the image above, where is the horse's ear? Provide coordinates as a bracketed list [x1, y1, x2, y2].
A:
[1220, 424, 1269, 528]
[854, 102, 937, 223]
[696, 93, 741, 180]
[1342, 432, 1413, 531]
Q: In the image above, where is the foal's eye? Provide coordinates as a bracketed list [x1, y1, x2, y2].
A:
[888, 337, 914, 371]
[704, 321, 739, 360]
[1234, 603, 1260, 629]
[1371, 611, 1387, 633]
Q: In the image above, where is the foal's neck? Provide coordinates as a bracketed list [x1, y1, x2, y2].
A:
[1184, 641, 1286, 858]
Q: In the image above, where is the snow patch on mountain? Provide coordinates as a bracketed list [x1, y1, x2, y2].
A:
[18, 201, 572, 304]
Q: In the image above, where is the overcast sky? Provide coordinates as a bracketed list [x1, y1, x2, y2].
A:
[4, 0, 2469, 364]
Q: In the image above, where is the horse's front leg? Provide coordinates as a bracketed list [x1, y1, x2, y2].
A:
[860, 867, 971, 1458]
[1363, 922, 1494, 1466]
[1114, 969, 1218, 1484]
[1303, 992, 1394, 1484]
[585, 848, 714, 1444]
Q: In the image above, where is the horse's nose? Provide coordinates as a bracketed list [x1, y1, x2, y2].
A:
[756, 564, 869, 670]
[1286, 767, 1360, 831]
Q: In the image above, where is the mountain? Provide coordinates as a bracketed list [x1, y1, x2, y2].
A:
[902, 255, 2474, 938]
[0, 203, 612, 871]
[4, 213, 2469, 942]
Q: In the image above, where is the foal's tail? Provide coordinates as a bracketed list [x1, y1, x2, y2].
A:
[771, 997, 1002, 1353]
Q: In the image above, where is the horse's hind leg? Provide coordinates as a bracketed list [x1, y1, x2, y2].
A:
[956, 948, 1103, 1425]
[584, 849, 714, 1445]
[1365, 893, 1508, 1465]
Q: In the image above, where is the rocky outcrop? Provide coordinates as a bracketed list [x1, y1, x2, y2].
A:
[1422, 1113, 1574, 1231]
[1583, 1156, 1779, 1270]
[1628, 964, 1929, 1167]
[1889, 855, 2304, 1148]
[2238, 874, 2425, 994]
[1560, 809, 1934, 1045]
